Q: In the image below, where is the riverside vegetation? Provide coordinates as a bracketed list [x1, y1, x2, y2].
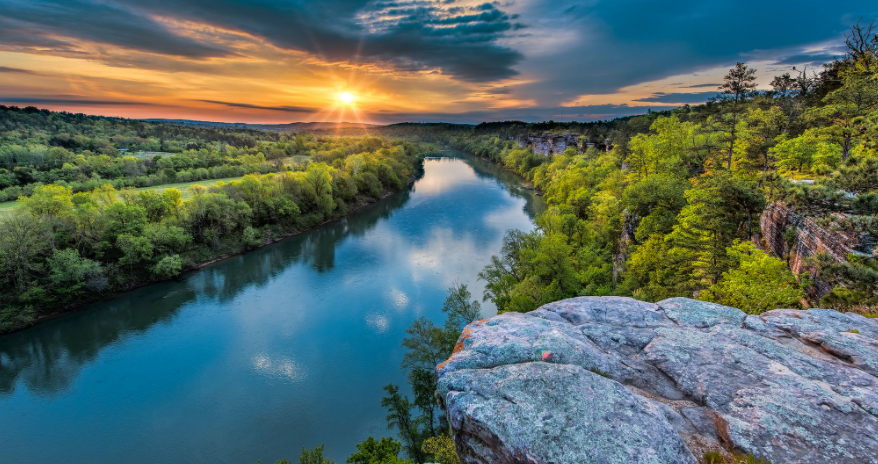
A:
[448, 23, 878, 318]
[0, 109, 428, 332]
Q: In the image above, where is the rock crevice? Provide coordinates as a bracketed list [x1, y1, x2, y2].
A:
[437, 296, 878, 464]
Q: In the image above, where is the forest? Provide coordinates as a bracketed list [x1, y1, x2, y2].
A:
[0, 109, 429, 332]
[444, 26, 878, 320]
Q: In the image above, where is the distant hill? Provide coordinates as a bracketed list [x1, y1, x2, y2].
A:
[145, 119, 381, 133]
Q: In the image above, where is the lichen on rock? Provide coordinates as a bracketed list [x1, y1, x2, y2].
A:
[436, 296, 878, 464]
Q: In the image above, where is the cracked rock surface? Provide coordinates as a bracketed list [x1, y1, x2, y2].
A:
[436, 297, 878, 464]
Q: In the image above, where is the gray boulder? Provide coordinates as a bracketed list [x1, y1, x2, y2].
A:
[436, 297, 878, 464]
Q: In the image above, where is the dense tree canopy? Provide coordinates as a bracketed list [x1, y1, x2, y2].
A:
[0, 120, 428, 332]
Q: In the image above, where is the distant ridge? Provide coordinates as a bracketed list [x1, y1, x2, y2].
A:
[144, 119, 381, 133]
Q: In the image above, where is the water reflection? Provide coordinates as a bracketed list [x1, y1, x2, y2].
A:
[0, 154, 544, 464]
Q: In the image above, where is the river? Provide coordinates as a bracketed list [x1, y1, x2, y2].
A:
[0, 152, 544, 464]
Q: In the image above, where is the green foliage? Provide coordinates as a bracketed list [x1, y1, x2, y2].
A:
[770, 131, 842, 174]
[441, 282, 482, 333]
[243, 226, 263, 248]
[380, 384, 425, 464]
[394, 284, 473, 464]
[421, 436, 459, 464]
[622, 174, 689, 239]
[298, 445, 336, 464]
[666, 171, 766, 286]
[470, 25, 878, 314]
[698, 241, 805, 314]
[47, 248, 104, 300]
[152, 255, 183, 279]
[347, 436, 410, 464]
[0, 121, 426, 332]
[814, 252, 878, 311]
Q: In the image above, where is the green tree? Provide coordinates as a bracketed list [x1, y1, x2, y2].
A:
[19, 184, 73, 220]
[809, 70, 878, 161]
[625, 116, 696, 178]
[667, 171, 765, 287]
[19, 184, 73, 250]
[381, 384, 425, 464]
[814, 252, 878, 312]
[479, 230, 535, 312]
[440, 282, 482, 335]
[770, 131, 842, 174]
[698, 241, 805, 314]
[101, 202, 148, 242]
[47, 248, 105, 300]
[117, 233, 154, 276]
[298, 445, 336, 464]
[720, 63, 758, 169]
[347, 436, 410, 464]
[303, 163, 337, 218]
[622, 174, 689, 239]
[152, 255, 183, 279]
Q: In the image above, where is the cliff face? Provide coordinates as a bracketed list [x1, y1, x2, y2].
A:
[760, 201, 873, 299]
[518, 133, 582, 157]
[512, 133, 611, 157]
[437, 296, 878, 464]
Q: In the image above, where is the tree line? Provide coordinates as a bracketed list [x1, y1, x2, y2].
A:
[0, 129, 429, 332]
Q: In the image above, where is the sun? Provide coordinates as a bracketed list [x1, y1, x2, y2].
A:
[338, 91, 355, 104]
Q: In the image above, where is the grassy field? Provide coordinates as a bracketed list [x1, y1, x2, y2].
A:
[131, 176, 244, 200]
[280, 155, 310, 166]
[0, 200, 17, 217]
[128, 151, 175, 159]
[0, 176, 246, 217]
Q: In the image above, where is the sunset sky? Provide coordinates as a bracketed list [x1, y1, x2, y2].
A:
[0, 0, 874, 124]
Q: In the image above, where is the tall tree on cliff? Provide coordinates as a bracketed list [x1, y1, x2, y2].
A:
[720, 63, 759, 169]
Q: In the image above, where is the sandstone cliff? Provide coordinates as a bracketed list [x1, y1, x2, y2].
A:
[760, 201, 875, 299]
[437, 296, 878, 464]
[516, 133, 609, 157]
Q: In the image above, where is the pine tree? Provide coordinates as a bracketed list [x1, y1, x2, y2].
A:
[720, 63, 758, 169]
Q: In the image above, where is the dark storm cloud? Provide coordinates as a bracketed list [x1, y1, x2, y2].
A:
[634, 91, 718, 104]
[0, 0, 228, 58]
[0, 0, 522, 82]
[199, 100, 320, 113]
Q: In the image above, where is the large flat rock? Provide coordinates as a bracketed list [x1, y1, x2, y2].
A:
[436, 297, 878, 464]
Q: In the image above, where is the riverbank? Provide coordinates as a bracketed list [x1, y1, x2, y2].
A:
[2, 172, 422, 335]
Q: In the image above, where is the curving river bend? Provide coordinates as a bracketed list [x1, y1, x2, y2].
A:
[0, 152, 544, 464]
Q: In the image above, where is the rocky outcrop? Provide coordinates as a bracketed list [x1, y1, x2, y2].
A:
[513, 133, 611, 157]
[519, 133, 581, 157]
[760, 201, 875, 299]
[437, 296, 878, 464]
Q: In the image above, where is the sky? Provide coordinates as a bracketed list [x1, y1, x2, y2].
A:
[0, 0, 875, 124]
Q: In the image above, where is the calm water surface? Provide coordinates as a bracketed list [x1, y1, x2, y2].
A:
[0, 153, 544, 464]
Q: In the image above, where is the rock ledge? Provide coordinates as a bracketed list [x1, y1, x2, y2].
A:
[436, 297, 878, 464]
